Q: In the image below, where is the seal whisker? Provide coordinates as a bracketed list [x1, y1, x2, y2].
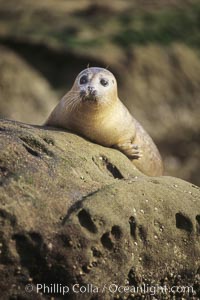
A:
[66, 96, 81, 113]
[68, 91, 80, 95]
[67, 100, 79, 113]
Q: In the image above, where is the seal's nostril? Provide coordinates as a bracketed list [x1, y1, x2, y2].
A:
[88, 86, 94, 92]
[88, 86, 96, 96]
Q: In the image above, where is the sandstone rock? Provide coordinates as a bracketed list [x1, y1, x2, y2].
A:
[0, 119, 200, 299]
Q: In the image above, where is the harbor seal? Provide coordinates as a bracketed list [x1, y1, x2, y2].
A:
[45, 67, 163, 176]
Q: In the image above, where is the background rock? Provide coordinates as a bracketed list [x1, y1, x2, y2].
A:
[0, 46, 58, 125]
[0, 119, 200, 299]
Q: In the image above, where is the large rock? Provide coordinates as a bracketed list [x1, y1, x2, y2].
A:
[0, 119, 200, 299]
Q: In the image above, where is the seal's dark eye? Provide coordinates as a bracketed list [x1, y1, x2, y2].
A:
[80, 75, 88, 84]
[100, 78, 108, 87]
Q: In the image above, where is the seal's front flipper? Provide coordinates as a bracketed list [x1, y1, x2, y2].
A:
[113, 141, 143, 160]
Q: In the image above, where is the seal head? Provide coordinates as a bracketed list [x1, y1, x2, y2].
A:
[73, 67, 118, 105]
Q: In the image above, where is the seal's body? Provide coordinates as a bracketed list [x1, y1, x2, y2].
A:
[45, 67, 163, 176]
